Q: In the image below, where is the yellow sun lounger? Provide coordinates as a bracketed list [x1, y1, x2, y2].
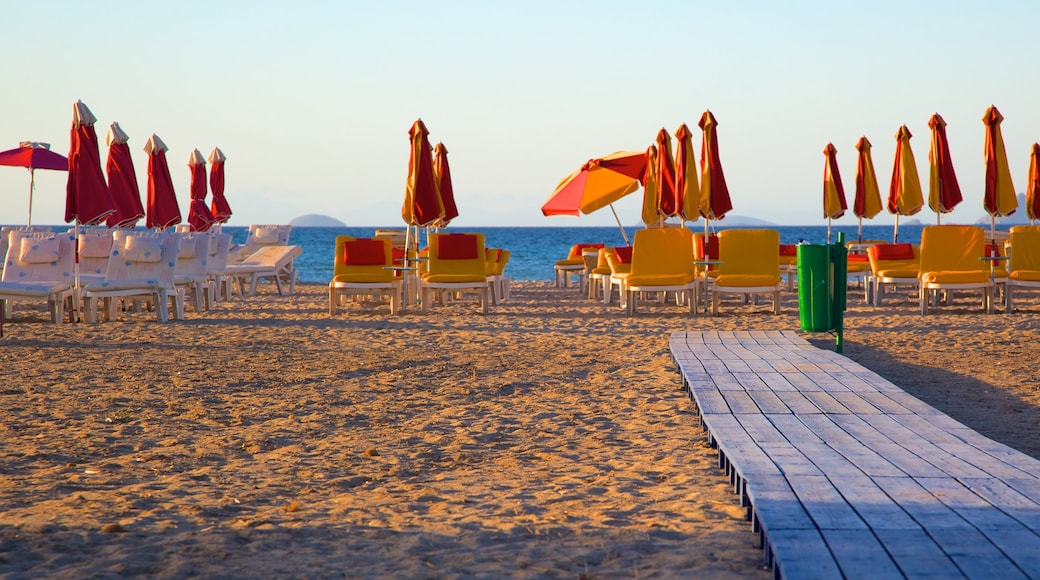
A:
[623, 228, 697, 316]
[329, 235, 401, 315]
[1005, 225, 1040, 312]
[918, 225, 993, 314]
[712, 229, 783, 316]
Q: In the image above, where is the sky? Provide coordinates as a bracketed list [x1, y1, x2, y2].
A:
[2, 0, 1039, 228]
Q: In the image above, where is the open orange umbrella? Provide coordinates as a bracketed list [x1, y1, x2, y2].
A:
[853, 136, 883, 242]
[983, 105, 1018, 242]
[823, 143, 847, 242]
[698, 110, 733, 236]
[674, 123, 700, 223]
[1027, 143, 1040, 224]
[887, 125, 924, 243]
[432, 142, 459, 226]
[655, 128, 678, 218]
[641, 144, 660, 227]
[542, 150, 646, 244]
[927, 113, 963, 224]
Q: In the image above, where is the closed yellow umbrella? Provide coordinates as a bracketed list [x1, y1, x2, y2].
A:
[641, 144, 661, 226]
[853, 136, 883, 242]
[927, 113, 963, 224]
[674, 122, 701, 223]
[1027, 143, 1040, 223]
[983, 105, 1018, 241]
[886, 125, 924, 243]
[823, 142, 847, 242]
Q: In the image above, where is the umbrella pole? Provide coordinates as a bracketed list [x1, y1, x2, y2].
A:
[27, 169, 35, 226]
[608, 204, 630, 246]
[893, 215, 899, 243]
[857, 217, 863, 243]
[827, 218, 832, 243]
[72, 222, 81, 324]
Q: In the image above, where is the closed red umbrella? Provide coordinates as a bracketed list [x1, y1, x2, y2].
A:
[65, 100, 115, 226]
[675, 122, 701, 222]
[823, 143, 847, 242]
[655, 128, 678, 217]
[1027, 143, 1040, 223]
[432, 142, 459, 226]
[144, 134, 181, 230]
[0, 141, 68, 226]
[982, 105, 1018, 243]
[104, 122, 145, 228]
[926, 113, 963, 224]
[208, 147, 231, 224]
[403, 119, 443, 228]
[698, 110, 733, 235]
[187, 149, 214, 232]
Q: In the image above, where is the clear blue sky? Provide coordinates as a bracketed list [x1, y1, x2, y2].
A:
[3, 0, 1039, 228]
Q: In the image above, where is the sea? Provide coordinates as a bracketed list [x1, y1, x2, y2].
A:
[218, 223, 987, 284]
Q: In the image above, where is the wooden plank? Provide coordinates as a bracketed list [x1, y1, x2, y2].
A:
[785, 474, 868, 530]
[745, 474, 817, 530]
[927, 526, 1030, 579]
[872, 476, 975, 531]
[873, 528, 964, 578]
[759, 442, 824, 477]
[745, 390, 792, 415]
[700, 414, 782, 477]
[773, 391, 823, 414]
[828, 473, 920, 531]
[802, 391, 852, 414]
[959, 478, 1040, 531]
[828, 414, 948, 478]
[820, 529, 904, 579]
[828, 391, 883, 414]
[689, 387, 730, 415]
[718, 390, 762, 414]
[766, 528, 844, 580]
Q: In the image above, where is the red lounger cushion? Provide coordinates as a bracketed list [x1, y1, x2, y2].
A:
[438, 234, 479, 260]
[779, 244, 798, 257]
[343, 238, 386, 265]
[613, 246, 633, 264]
[873, 243, 915, 261]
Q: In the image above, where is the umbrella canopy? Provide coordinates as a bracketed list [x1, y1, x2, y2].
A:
[403, 119, 443, 228]
[208, 147, 232, 224]
[65, 100, 115, 226]
[104, 122, 145, 228]
[926, 113, 963, 224]
[0, 141, 68, 226]
[541, 151, 646, 216]
[853, 136, 883, 241]
[432, 142, 459, 226]
[187, 149, 215, 232]
[698, 110, 733, 225]
[144, 134, 181, 230]
[982, 105, 1018, 222]
[886, 125, 924, 242]
[674, 123, 701, 222]
[1027, 143, 1040, 223]
[823, 143, 847, 242]
[641, 144, 660, 227]
[654, 128, 678, 217]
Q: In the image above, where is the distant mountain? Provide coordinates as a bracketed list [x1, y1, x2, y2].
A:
[974, 193, 1034, 225]
[289, 214, 347, 227]
[716, 214, 779, 227]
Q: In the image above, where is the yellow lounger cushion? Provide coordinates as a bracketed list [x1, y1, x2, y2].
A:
[555, 258, 584, 266]
[333, 272, 394, 283]
[625, 273, 696, 287]
[876, 268, 918, 279]
[714, 274, 781, 287]
[1010, 269, 1040, 281]
[424, 273, 487, 284]
[921, 270, 990, 284]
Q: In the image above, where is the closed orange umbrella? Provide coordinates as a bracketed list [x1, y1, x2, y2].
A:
[927, 113, 963, 224]
[853, 136, 883, 242]
[674, 122, 700, 223]
[432, 142, 459, 226]
[823, 143, 847, 242]
[403, 119, 442, 228]
[887, 125, 924, 242]
[982, 105, 1018, 241]
[641, 144, 660, 226]
[655, 128, 678, 217]
[1027, 143, 1040, 223]
[698, 110, 733, 236]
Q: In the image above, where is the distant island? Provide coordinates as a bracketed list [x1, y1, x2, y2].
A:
[289, 214, 347, 227]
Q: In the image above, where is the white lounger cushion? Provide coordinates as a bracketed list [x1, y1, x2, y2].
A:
[19, 237, 60, 263]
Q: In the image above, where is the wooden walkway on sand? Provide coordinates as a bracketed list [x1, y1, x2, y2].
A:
[670, 330, 1040, 580]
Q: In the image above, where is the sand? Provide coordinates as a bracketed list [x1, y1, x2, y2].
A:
[1, 280, 1039, 578]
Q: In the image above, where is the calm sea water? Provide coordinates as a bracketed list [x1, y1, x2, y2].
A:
[220, 223, 962, 283]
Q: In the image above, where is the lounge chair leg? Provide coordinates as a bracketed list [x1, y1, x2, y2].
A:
[1006, 286, 1013, 313]
[773, 290, 780, 314]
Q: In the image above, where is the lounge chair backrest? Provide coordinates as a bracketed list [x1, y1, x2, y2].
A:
[107, 231, 180, 285]
[494, 249, 510, 276]
[74, 229, 116, 278]
[1010, 226, 1040, 273]
[867, 243, 920, 274]
[332, 235, 395, 282]
[427, 233, 487, 276]
[246, 224, 292, 247]
[206, 233, 233, 273]
[2, 231, 75, 283]
[630, 228, 695, 277]
[717, 229, 780, 275]
[919, 225, 985, 273]
[174, 233, 210, 279]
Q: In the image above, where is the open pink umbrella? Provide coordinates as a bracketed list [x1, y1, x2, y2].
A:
[144, 134, 181, 230]
[104, 122, 145, 228]
[186, 149, 214, 232]
[0, 141, 68, 226]
[432, 142, 459, 226]
[926, 113, 963, 224]
[655, 128, 678, 218]
[698, 110, 733, 236]
[65, 100, 115, 226]
[208, 147, 231, 224]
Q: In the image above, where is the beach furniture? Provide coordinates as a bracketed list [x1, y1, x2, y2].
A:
[484, 247, 510, 305]
[0, 226, 53, 279]
[80, 231, 182, 323]
[605, 246, 632, 305]
[1005, 225, 1040, 312]
[245, 224, 292, 248]
[778, 243, 798, 291]
[227, 244, 302, 297]
[917, 225, 993, 314]
[0, 230, 75, 324]
[421, 232, 489, 314]
[329, 236, 401, 315]
[866, 243, 920, 306]
[711, 229, 782, 316]
[172, 232, 211, 313]
[553, 243, 601, 290]
[73, 227, 115, 284]
[623, 228, 697, 316]
[205, 232, 234, 303]
[587, 247, 615, 302]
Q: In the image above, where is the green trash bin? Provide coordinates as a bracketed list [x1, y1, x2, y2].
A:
[797, 244, 832, 332]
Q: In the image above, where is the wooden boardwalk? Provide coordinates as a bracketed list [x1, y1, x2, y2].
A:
[670, 330, 1040, 579]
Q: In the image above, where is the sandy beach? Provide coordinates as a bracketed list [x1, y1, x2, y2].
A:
[2, 280, 1039, 578]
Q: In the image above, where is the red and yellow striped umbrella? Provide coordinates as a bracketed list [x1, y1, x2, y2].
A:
[927, 113, 963, 224]
[823, 143, 847, 242]
[887, 125, 924, 242]
[641, 144, 660, 226]
[853, 136, 883, 241]
[698, 110, 733, 237]
[1027, 142, 1040, 223]
[674, 122, 700, 222]
[982, 106, 1018, 230]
